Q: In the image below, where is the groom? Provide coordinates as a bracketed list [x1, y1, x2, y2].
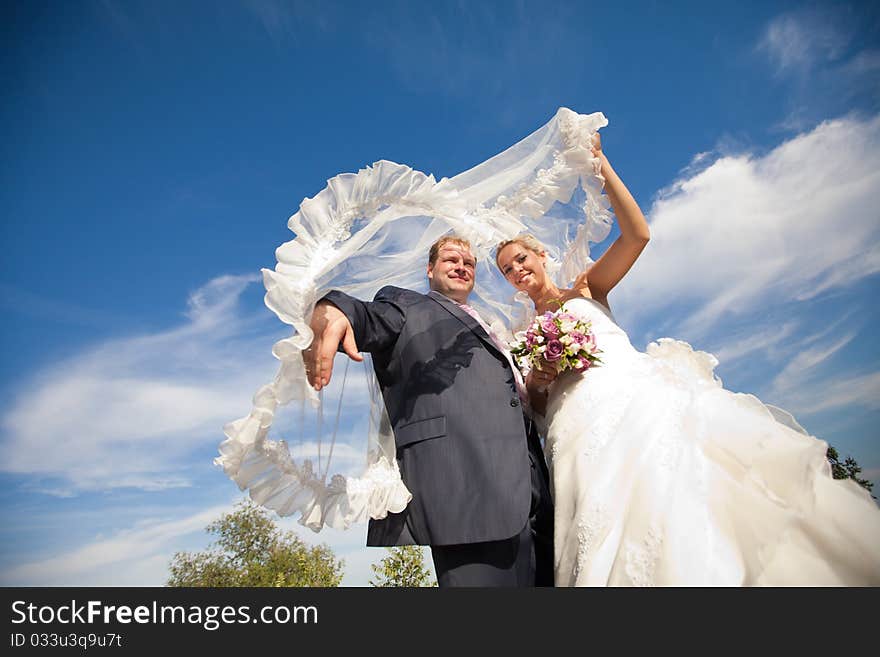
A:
[305, 235, 553, 587]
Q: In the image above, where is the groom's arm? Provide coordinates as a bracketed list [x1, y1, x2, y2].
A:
[306, 288, 406, 390]
[323, 288, 407, 352]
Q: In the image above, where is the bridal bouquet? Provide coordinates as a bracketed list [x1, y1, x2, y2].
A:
[509, 308, 602, 375]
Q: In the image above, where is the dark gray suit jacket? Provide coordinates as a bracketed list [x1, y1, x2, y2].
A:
[324, 286, 547, 547]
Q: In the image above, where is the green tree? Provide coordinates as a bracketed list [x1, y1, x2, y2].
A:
[369, 546, 437, 587]
[167, 500, 344, 587]
[827, 445, 875, 496]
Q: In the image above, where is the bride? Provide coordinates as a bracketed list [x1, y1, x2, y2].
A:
[495, 133, 880, 586]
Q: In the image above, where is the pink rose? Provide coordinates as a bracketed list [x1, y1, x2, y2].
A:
[545, 339, 564, 361]
[540, 315, 559, 338]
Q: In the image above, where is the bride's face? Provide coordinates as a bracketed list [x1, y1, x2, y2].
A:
[497, 243, 546, 292]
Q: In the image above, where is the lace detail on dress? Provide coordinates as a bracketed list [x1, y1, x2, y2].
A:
[655, 435, 682, 472]
[624, 524, 664, 587]
[581, 381, 631, 462]
[574, 502, 610, 583]
[654, 390, 688, 473]
[548, 440, 560, 464]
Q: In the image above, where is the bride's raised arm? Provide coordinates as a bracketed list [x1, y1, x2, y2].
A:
[574, 133, 650, 304]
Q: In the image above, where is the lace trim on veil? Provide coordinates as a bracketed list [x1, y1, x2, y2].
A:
[215, 107, 611, 531]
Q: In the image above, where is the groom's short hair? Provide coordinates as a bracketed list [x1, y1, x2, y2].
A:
[428, 235, 472, 266]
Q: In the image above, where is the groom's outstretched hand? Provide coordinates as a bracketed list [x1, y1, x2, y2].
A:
[305, 300, 363, 391]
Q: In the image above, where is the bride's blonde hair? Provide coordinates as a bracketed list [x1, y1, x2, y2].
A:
[495, 234, 546, 270]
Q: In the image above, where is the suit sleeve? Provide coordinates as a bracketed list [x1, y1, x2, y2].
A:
[321, 287, 407, 354]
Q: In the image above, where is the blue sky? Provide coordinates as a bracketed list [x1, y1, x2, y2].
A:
[2, 0, 878, 586]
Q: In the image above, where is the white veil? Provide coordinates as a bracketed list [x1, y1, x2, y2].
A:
[214, 107, 613, 531]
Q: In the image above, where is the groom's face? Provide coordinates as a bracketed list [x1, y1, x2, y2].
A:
[427, 244, 476, 303]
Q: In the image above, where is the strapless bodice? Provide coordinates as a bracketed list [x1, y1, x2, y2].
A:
[559, 297, 640, 368]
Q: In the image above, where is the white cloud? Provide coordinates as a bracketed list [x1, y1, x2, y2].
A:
[1, 272, 378, 495]
[1, 506, 228, 586]
[756, 9, 879, 130]
[287, 440, 368, 464]
[361, 2, 574, 112]
[711, 321, 799, 364]
[614, 114, 880, 341]
[757, 9, 851, 74]
[0, 497, 391, 587]
[772, 371, 880, 417]
[771, 331, 858, 394]
[242, 0, 332, 47]
[608, 114, 879, 445]
[0, 274, 311, 492]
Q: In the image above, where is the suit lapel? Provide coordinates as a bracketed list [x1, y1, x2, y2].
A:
[426, 291, 505, 359]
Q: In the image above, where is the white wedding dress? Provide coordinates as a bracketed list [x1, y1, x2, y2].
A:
[545, 297, 880, 586]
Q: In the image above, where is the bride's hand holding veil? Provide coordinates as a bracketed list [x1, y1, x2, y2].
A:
[577, 133, 651, 305]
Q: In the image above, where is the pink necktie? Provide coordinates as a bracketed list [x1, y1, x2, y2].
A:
[459, 303, 530, 410]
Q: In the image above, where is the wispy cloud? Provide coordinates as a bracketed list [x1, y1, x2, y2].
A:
[0, 505, 229, 586]
[0, 498, 401, 586]
[711, 321, 799, 364]
[0, 490, 388, 586]
[0, 274, 277, 493]
[360, 1, 576, 114]
[771, 331, 858, 394]
[95, 0, 150, 61]
[1, 272, 378, 496]
[755, 8, 879, 130]
[756, 9, 851, 75]
[772, 370, 880, 417]
[242, 0, 332, 48]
